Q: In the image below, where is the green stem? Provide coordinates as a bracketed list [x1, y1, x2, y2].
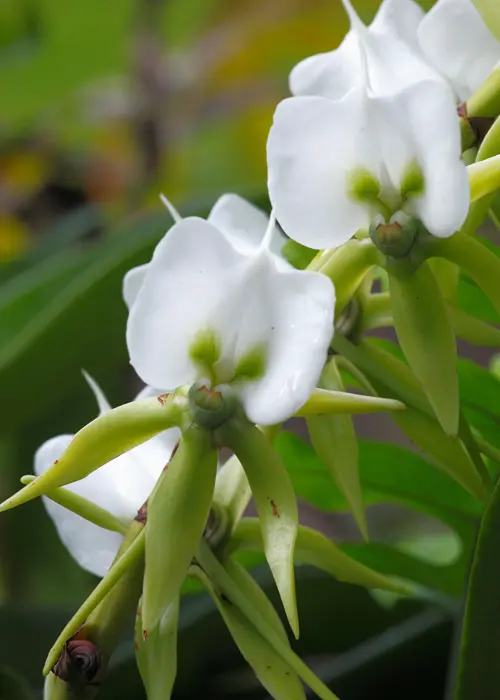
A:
[472, 431, 500, 467]
[196, 540, 340, 700]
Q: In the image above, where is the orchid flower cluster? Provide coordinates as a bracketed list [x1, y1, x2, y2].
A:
[3, 1, 500, 699]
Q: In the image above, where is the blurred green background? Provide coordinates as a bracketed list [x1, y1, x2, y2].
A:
[0, 1, 480, 698]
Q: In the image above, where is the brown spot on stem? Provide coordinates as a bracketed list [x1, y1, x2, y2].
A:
[157, 393, 169, 405]
[270, 500, 280, 518]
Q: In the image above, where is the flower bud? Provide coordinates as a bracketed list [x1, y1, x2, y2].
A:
[188, 382, 237, 429]
[369, 216, 419, 259]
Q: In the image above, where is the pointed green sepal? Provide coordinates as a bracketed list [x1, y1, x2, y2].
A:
[449, 306, 500, 346]
[213, 455, 251, 535]
[194, 564, 306, 700]
[429, 233, 500, 319]
[43, 673, 70, 700]
[0, 391, 188, 513]
[297, 387, 404, 416]
[282, 239, 317, 269]
[44, 523, 145, 675]
[216, 418, 299, 637]
[389, 261, 459, 436]
[316, 238, 379, 314]
[229, 519, 409, 595]
[135, 597, 179, 700]
[306, 359, 367, 539]
[20, 475, 127, 534]
[468, 154, 500, 202]
[142, 426, 218, 633]
[394, 406, 486, 501]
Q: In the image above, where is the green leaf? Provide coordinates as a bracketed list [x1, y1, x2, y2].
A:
[135, 598, 179, 700]
[307, 358, 367, 539]
[143, 426, 218, 633]
[0, 391, 187, 513]
[297, 387, 404, 417]
[389, 261, 458, 436]
[455, 475, 500, 699]
[217, 418, 299, 638]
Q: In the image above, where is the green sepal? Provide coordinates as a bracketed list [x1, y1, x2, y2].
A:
[315, 238, 379, 315]
[307, 359, 367, 539]
[297, 387, 404, 416]
[429, 233, 500, 319]
[360, 292, 500, 346]
[0, 390, 188, 513]
[20, 475, 127, 534]
[43, 674, 70, 700]
[135, 597, 179, 700]
[228, 519, 409, 595]
[193, 564, 306, 700]
[216, 418, 299, 637]
[213, 455, 251, 536]
[44, 521, 145, 675]
[332, 336, 487, 501]
[282, 239, 317, 269]
[389, 261, 459, 436]
[393, 407, 486, 502]
[467, 65, 500, 115]
[468, 154, 500, 201]
[142, 426, 218, 633]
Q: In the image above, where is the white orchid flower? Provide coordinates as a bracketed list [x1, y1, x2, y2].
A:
[418, 0, 500, 102]
[125, 193, 335, 426]
[267, 0, 470, 250]
[35, 373, 179, 577]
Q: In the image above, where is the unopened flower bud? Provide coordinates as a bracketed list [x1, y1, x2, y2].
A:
[369, 215, 419, 259]
[188, 382, 237, 429]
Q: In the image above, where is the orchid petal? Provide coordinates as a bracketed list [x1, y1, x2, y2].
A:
[123, 263, 149, 310]
[126, 217, 244, 390]
[391, 81, 470, 237]
[240, 264, 335, 425]
[208, 194, 272, 253]
[371, 0, 425, 49]
[268, 91, 376, 249]
[418, 0, 500, 101]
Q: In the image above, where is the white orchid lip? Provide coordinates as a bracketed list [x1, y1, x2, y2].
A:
[267, 0, 470, 250]
[35, 373, 179, 577]
[125, 195, 335, 425]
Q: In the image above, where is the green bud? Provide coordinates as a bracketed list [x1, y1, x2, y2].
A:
[369, 217, 419, 259]
[188, 382, 237, 429]
[142, 426, 218, 633]
[229, 519, 410, 596]
[389, 260, 459, 436]
[135, 598, 179, 700]
[0, 391, 188, 513]
[307, 359, 367, 539]
[400, 160, 425, 200]
[216, 418, 299, 638]
[194, 563, 306, 700]
[44, 522, 146, 676]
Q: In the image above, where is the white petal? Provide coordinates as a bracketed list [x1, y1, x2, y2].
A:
[126, 218, 245, 390]
[267, 91, 377, 249]
[240, 262, 335, 424]
[208, 194, 269, 252]
[371, 0, 425, 49]
[123, 263, 149, 310]
[418, 0, 500, 101]
[395, 80, 470, 236]
[81, 370, 111, 414]
[35, 429, 176, 577]
[290, 31, 364, 99]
